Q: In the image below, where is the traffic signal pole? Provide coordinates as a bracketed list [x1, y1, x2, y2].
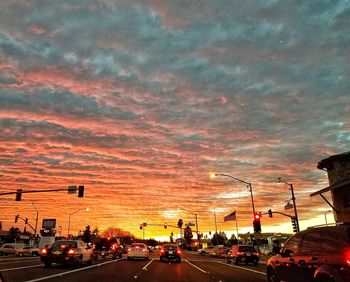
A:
[0, 186, 85, 200]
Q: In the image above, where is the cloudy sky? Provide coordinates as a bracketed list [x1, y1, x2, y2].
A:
[0, 0, 349, 239]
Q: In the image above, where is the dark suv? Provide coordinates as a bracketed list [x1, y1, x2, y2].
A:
[266, 224, 350, 282]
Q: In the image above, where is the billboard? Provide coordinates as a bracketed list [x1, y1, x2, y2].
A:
[42, 218, 56, 229]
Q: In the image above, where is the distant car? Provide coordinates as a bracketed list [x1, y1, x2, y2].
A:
[197, 246, 215, 255]
[0, 244, 25, 256]
[127, 243, 149, 260]
[16, 246, 41, 257]
[159, 244, 182, 262]
[110, 242, 123, 259]
[209, 245, 230, 258]
[227, 245, 259, 266]
[266, 224, 350, 282]
[40, 239, 93, 267]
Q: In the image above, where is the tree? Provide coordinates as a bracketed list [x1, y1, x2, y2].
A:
[6, 227, 20, 243]
[82, 225, 91, 243]
[101, 227, 135, 238]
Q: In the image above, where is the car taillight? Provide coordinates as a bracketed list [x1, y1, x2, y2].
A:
[345, 249, 350, 266]
[177, 249, 182, 255]
[67, 249, 75, 255]
[236, 251, 243, 255]
[142, 249, 146, 252]
[41, 248, 47, 256]
[160, 249, 165, 254]
[128, 248, 131, 252]
[253, 252, 259, 256]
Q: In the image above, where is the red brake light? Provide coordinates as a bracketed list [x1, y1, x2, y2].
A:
[160, 248, 165, 254]
[41, 248, 47, 255]
[345, 249, 350, 266]
[236, 251, 243, 255]
[128, 248, 131, 252]
[177, 249, 182, 255]
[67, 249, 75, 255]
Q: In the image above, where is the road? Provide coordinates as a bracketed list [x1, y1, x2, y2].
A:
[0, 251, 267, 282]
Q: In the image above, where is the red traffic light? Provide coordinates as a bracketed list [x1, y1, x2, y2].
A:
[254, 212, 262, 219]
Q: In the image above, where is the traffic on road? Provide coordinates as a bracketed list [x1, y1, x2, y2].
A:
[0, 249, 267, 282]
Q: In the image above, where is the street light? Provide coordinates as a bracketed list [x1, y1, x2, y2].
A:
[212, 208, 219, 245]
[31, 202, 39, 236]
[67, 208, 89, 237]
[211, 173, 256, 216]
[277, 178, 300, 232]
[177, 207, 200, 242]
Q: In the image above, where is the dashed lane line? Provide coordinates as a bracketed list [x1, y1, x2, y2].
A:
[25, 258, 125, 282]
[0, 264, 43, 272]
[185, 260, 207, 273]
[216, 261, 266, 275]
[142, 258, 154, 270]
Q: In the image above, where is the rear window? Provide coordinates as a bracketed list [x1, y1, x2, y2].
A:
[322, 227, 350, 254]
[238, 246, 256, 252]
[163, 244, 177, 248]
[52, 241, 77, 249]
[131, 243, 146, 248]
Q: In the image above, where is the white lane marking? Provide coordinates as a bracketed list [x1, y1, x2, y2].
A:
[216, 261, 266, 275]
[26, 258, 124, 282]
[0, 264, 43, 271]
[142, 258, 154, 270]
[185, 260, 207, 273]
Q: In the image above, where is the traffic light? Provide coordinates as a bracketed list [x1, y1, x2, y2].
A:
[25, 218, 28, 224]
[15, 215, 19, 223]
[140, 224, 143, 230]
[78, 185, 84, 197]
[164, 223, 167, 229]
[177, 219, 183, 228]
[268, 209, 273, 218]
[291, 216, 298, 232]
[253, 213, 261, 233]
[15, 189, 22, 201]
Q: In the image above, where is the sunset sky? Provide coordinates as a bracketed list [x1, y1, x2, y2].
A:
[0, 0, 349, 240]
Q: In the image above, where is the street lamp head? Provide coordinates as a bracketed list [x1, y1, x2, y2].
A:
[276, 177, 282, 184]
[85, 208, 89, 211]
[210, 173, 217, 178]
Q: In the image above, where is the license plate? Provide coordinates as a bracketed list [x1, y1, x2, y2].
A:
[52, 250, 61, 255]
[169, 251, 173, 254]
[246, 253, 251, 256]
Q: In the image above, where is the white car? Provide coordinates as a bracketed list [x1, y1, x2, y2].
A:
[16, 246, 41, 257]
[127, 243, 149, 260]
[197, 246, 214, 255]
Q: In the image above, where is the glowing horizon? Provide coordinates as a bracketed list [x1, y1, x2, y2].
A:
[0, 1, 348, 240]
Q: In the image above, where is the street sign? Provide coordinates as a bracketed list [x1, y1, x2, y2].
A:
[143, 222, 147, 227]
[185, 222, 195, 227]
[284, 202, 294, 210]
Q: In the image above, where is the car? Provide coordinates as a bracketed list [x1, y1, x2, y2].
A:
[0, 244, 26, 256]
[40, 239, 93, 267]
[227, 245, 259, 266]
[16, 246, 41, 257]
[159, 243, 182, 262]
[127, 243, 149, 260]
[110, 242, 123, 259]
[266, 224, 350, 282]
[197, 246, 215, 255]
[209, 245, 230, 258]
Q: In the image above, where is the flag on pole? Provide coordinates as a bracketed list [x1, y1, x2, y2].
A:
[224, 211, 236, 222]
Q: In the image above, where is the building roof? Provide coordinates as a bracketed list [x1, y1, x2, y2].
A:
[317, 151, 350, 170]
